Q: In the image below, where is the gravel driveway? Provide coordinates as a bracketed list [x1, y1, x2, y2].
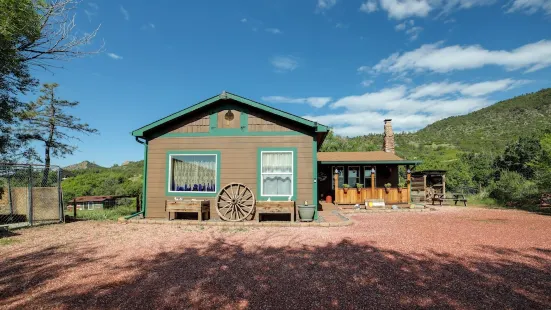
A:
[1, 207, 550, 309]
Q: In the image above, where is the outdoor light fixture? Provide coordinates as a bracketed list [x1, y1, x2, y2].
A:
[371, 168, 375, 175]
[407, 169, 411, 174]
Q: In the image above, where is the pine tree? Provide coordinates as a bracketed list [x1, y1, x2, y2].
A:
[19, 83, 97, 185]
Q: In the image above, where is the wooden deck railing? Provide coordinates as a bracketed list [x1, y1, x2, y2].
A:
[334, 188, 409, 205]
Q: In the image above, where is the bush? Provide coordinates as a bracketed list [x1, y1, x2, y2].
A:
[489, 171, 539, 205]
[76, 203, 137, 221]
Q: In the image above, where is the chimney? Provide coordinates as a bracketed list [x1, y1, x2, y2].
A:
[383, 119, 395, 154]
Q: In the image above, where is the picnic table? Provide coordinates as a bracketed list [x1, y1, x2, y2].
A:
[432, 193, 468, 207]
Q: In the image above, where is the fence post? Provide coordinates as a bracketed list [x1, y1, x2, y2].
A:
[28, 165, 33, 226]
[73, 198, 77, 218]
[58, 168, 64, 222]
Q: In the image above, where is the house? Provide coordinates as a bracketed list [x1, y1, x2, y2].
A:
[131, 92, 419, 220]
[67, 196, 116, 211]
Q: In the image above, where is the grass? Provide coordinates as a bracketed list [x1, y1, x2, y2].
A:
[75, 204, 137, 221]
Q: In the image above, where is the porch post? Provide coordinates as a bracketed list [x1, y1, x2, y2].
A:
[371, 167, 375, 198]
[334, 170, 339, 204]
[406, 166, 411, 203]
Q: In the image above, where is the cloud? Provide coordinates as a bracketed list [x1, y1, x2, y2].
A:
[120, 5, 129, 20]
[505, 0, 551, 15]
[241, 18, 248, 23]
[409, 79, 530, 98]
[317, 0, 337, 11]
[141, 23, 155, 30]
[302, 78, 529, 136]
[335, 23, 349, 29]
[265, 28, 282, 34]
[361, 79, 374, 87]
[360, 0, 495, 19]
[395, 20, 421, 40]
[107, 53, 123, 60]
[270, 56, 299, 72]
[88, 2, 99, 10]
[360, 0, 378, 13]
[84, 9, 95, 22]
[368, 40, 551, 75]
[261, 96, 332, 108]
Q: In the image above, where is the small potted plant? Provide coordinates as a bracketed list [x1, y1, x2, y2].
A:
[356, 183, 363, 193]
[384, 183, 392, 193]
[343, 184, 350, 194]
[398, 181, 405, 193]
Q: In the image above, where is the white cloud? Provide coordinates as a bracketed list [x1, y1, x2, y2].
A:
[84, 9, 95, 22]
[261, 96, 332, 108]
[505, 0, 551, 15]
[409, 79, 530, 98]
[317, 0, 337, 10]
[360, 0, 378, 13]
[405, 26, 423, 40]
[302, 78, 529, 136]
[361, 79, 374, 87]
[360, 0, 495, 19]
[141, 23, 155, 30]
[369, 40, 551, 75]
[88, 2, 99, 10]
[265, 28, 282, 34]
[107, 53, 123, 60]
[270, 56, 299, 72]
[120, 5, 129, 20]
[241, 18, 247, 23]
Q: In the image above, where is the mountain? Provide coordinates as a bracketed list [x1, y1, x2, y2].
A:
[64, 160, 105, 171]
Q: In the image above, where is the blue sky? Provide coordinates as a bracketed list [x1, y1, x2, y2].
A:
[30, 0, 551, 167]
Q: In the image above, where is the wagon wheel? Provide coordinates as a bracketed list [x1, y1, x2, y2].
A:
[216, 183, 256, 221]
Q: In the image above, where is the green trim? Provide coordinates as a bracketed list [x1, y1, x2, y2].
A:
[256, 147, 298, 202]
[209, 113, 217, 131]
[240, 111, 248, 131]
[131, 92, 329, 137]
[312, 139, 318, 220]
[142, 142, 148, 217]
[319, 160, 422, 165]
[158, 131, 305, 138]
[165, 150, 221, 197]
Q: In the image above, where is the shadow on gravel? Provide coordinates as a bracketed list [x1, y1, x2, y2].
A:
[1, 240, 550, 309]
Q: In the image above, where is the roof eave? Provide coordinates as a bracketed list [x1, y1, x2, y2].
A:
[319, 160, 422, 165]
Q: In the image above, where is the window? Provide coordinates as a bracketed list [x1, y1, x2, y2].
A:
[348, 166, 360, 187]
[261, 151, 293, 197]
[364, 166, 373, 188]
[168, 154, 218, 193]
[332, 166, 344, 190]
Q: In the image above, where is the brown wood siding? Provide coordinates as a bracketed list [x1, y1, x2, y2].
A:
[166, 114, 210, 134]
[146, 135, 313, 219]
[217, 110, 241, 129]
[248, 114, 292, 132]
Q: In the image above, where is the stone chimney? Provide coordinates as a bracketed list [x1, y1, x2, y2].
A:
[383, 119, 395, 154]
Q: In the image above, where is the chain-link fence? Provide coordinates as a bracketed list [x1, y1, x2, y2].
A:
[0, 163, 63, 228]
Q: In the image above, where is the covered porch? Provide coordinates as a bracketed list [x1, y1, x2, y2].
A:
[317, 152, 420, 205]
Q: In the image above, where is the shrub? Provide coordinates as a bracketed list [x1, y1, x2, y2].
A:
[489, 171, 539, 206]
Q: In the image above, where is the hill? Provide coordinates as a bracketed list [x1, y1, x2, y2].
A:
[64, 160, 104, 171]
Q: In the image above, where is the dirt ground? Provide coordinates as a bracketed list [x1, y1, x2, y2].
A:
[1, 207, 550, 309]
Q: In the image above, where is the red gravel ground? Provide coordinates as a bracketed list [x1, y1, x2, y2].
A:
[1, 207, 551, 309]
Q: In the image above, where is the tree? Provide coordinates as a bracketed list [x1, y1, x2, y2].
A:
[19, 83, 98, 185]
[0, 0, 101, 160]
[494, 137, 542, 179]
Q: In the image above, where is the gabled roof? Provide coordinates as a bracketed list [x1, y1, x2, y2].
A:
[131, 92, 330, 137]
[318, 151, 421, 165]
[72, 196, 115, 203]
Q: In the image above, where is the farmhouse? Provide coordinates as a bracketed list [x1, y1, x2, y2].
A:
[131, 92, 419, 220]
[66, 196, 116, 210]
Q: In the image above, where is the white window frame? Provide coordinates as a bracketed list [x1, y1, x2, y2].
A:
[167, 153, 218, 194]
[260, 150, 294, 197]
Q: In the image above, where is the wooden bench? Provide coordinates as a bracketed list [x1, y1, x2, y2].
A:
[165, 200, 210, 221]
[432, 194, 467, 207]
[256, 201, 295, 222]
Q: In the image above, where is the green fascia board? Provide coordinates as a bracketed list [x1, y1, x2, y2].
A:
[319, 160, 422, 165]
[256, 147, 298, 202]
[131, 92, 329, 137]
[158, 131, 305, 138]
[164, 150, 221, 198]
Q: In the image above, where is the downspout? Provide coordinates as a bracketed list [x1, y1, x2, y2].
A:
[125, 137, 148, 220]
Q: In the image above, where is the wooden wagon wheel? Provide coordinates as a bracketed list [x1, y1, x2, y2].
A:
[216, 183, 256, 221]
